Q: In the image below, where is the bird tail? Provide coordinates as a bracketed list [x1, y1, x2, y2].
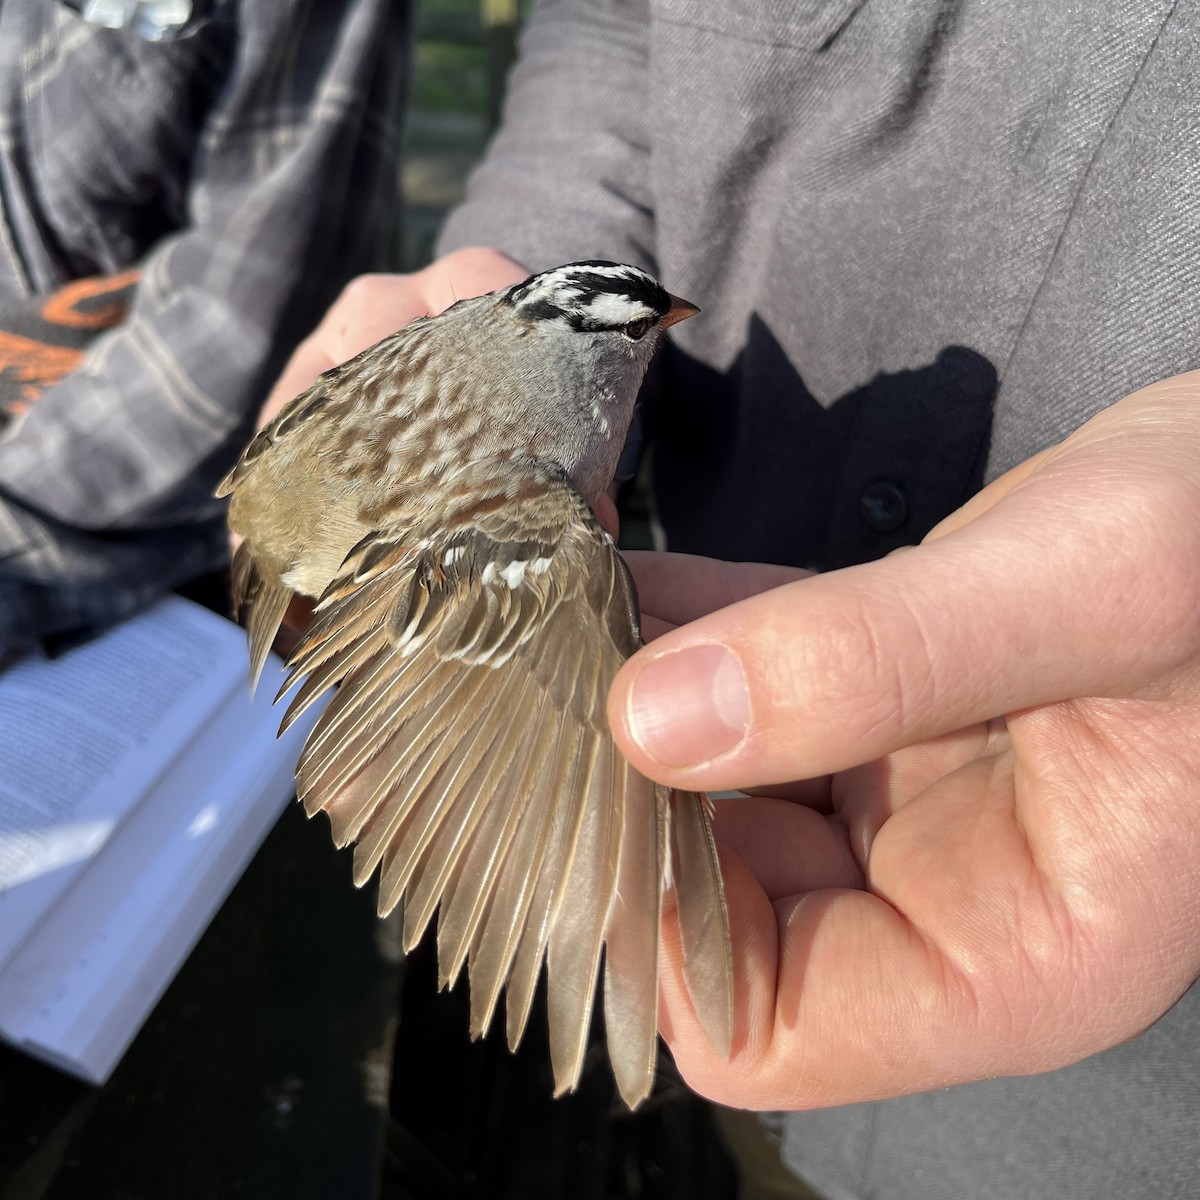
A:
[230, 539, 292, 695]
[667, 786, 735, 1061]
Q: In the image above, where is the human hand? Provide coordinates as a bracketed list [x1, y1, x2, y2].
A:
[608, 372, 1200, 1109]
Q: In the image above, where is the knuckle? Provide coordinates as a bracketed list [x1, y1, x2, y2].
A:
[802, 589, 939, 747]
[1101, 471, 1200, 677]
[332, 272, 392, 319]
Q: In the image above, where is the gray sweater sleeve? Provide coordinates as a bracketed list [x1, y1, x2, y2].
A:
[437, 0, 655, 274]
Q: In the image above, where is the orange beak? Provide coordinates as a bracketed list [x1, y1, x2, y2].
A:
[660, 293, 700, 329]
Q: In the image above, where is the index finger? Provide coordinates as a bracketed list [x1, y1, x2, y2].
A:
[624, 551, 812, 627]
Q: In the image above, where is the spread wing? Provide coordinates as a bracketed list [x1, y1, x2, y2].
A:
[274, 460, 733, 1108]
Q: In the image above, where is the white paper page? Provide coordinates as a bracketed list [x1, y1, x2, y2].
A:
[0, 657, 325, 1082]
[0, 597, 247, 969]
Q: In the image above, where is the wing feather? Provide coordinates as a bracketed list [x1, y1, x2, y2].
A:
[503, 718, 590, 1053]
[232, 459, 733, 1107]
[371, 664, 526, 914]
[276, 631, 376, 733]
[669, 787, 736, 1060]
[398, 711, 527, 952]
[602, 763, 663, 1108]
[294, 651, 448, 798]
[466, 702, 563, 1038]
[546, 737, 620, 1096]
[343, 663, 501, 875]
[434, 686, 541, 990]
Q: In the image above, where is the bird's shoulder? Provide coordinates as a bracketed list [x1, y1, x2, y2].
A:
[216, 320, 438, 501]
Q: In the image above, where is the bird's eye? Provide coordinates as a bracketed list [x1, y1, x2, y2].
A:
[622, 317, 652, 341]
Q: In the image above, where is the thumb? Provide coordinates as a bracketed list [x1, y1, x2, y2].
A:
[608, 383, 1200, 790]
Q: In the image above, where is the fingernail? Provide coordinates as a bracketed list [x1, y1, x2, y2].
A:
[627, 645, 750, 767]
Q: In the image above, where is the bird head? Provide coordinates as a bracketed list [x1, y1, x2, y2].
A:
[497, 261, 699, 501]
[504, 260, 698, 347]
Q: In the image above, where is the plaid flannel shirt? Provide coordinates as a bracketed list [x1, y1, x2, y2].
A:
[0, 0, 407, 656]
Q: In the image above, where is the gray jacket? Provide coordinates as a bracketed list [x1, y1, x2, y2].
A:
[440, 1, 1200, 1196]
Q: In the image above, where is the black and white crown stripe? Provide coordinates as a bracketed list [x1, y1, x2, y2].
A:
[506, 261, 673, 332]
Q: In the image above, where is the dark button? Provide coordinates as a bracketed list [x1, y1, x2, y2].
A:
[860, 480, 908, 532]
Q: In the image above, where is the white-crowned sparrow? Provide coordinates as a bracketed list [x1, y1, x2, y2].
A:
[217, 261, 733, 1108]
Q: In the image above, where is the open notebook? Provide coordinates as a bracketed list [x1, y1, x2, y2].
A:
[0, 595, 323, 1083]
